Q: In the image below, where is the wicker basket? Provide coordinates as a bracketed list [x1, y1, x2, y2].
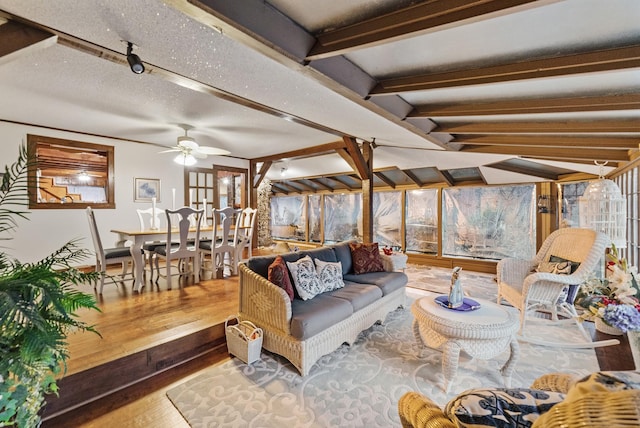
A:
[595, 317, 624, 336]
[225, 315, 263, 364]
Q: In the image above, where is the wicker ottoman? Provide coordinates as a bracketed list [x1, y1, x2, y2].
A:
[411, 296, 520, 393]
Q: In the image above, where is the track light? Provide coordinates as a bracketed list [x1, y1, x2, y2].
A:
[126, 42, 145, 74]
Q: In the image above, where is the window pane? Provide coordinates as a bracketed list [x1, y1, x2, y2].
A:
[324, 193, 362, 243]
[270, 195, 306, 241]
[442, 185, 535, 260]
[406, 189, 438, 254]
[308, 194, 322, 243]
[559, 181, 589, 228]
[373, 191, 402, 248]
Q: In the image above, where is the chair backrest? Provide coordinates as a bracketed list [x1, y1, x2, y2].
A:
[86, 206, 105, 262]
[235, 207, 257, 246]
[164, 207, 204, 256]
[535, 227, 609, 277]
[136, 207, 165, 231]
[213, 207, 238, 252]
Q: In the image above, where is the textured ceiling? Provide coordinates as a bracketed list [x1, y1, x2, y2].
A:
[0, 0, 638, 186]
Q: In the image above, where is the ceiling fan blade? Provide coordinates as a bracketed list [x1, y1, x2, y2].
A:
[192, 151, 208, 159]
[198, 146, 231, 155]
[159, 148, 181, 153]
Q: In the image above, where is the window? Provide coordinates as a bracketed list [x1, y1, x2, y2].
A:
[27, 134, 115, 209]
[405, 189, 438, 254]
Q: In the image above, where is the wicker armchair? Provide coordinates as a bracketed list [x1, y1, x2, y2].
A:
[496, 227, 609, 346]
[398, 371, 640, 428]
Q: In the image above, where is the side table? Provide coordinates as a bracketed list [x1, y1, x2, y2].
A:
[411, 296, 520, 393]
[379, 252, 408, 272]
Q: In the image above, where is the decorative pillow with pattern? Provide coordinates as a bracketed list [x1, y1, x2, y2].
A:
[349, 242, 385, 274]
[549, 255, 580, 273]
[445, 388, 565, 428]
[267, 255, 294, 301]
[535, 261, 572, 275]
[314, 258, 345, 292]
[286, 255, 323, 300]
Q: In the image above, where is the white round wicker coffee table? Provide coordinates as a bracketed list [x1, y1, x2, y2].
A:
[411, 296, 520, 393]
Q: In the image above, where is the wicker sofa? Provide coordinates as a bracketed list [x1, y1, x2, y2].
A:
[238, 241, 408, 376]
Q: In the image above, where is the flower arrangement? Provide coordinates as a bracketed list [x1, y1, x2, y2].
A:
[577, 245, 640, 333]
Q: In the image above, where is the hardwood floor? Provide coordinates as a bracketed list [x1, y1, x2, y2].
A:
[41, 266, 636, 427]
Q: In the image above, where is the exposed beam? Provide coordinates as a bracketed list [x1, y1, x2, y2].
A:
[372, 44, 640, 95]
[336, 148, 358, 172]
[452, 135, 640, 149]
[271, 182, 290, 194]
[307, 178, 334, 192]
[485, 162, 561, 180]
[342, 136, 370, 180]
[306, 0, 539, 60]
[251, 160, 272, 189]
[401, 169, 424, 187]
[460, 145, 631, 162]
[362, 142, 374, 243]
[438, 170, 455, 187]
[374, 171, 396, 189]
[0, 19, 57, 66]
[251, 141, 346, 163]
[325, 175, 354, 190]
[410, 93, 640, 117]
[347, 174, 363, 184]
[435, 119, 640, 134]
[289, 180, 317, 192]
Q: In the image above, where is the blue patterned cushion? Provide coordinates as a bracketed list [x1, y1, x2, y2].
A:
[314, 258, 344, 292]
[445, 388, 565, 427]
[286, 255, 323, 301]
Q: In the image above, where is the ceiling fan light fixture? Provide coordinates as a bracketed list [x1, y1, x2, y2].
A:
[126, 42, 145, 74]
[174, 153, 197, 166]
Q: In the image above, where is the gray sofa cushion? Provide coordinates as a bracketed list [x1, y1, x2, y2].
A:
[328, 282, 383, 312]
[301, 246, 338, 264]
[290, 294, 353, 340]
[331, 241, 355, 275]
[343, 271, 408, 296]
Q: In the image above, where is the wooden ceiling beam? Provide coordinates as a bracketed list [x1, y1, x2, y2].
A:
[271, 183, 290, 194]
[342, 136, 370, 180]
[460, 145, 631, 162]
[411, 93, 640, 117]
[251, 160, 272, 189]
[452, 135, 640, 149]
[336, 148, 359, 172]
[485, 162, 561, 180]
[438, 170, 455, 187]
[306, 0, 538, 60]
[251, 140, 346, 163]
[374, 171, 396, 188]
[307, 178, 334, 192]
[435, 119, 640, 134]
[0, 20, 57, 66]
[401, 169, 424, 187]
[325, 175, 355, 190]
[372, 44, 640, 95]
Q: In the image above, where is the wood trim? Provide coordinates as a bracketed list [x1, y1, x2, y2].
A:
[410, 93, 640, 116]
[452, 134, 640, 149]
[342, 136, 370, 179]
[251, 140, 346, 163]
[306, 0, 538, 60]
[372, 44, 640, 94]
[435, 119, 640, 134]
[461, 145, 632, 162]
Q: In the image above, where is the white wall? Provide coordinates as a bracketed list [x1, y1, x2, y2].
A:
[0, 122, 248, 264]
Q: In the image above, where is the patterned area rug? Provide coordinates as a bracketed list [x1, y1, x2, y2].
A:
[167, 289, 598, 427]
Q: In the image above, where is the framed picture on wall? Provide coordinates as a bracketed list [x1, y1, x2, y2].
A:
[134, 178, 161, 202]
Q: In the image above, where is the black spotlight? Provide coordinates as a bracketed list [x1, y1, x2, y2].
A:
[126, 42, 145, 74]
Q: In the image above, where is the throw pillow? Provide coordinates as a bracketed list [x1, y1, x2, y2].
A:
[267, 255, 294, 302]
[314, 258, 345, 292]
[445, 388, 565, 427]
[349, 242, 385, 274]
[549, 255, 580, 273]
[535, 261, 572, 275]
[286, 255, 323, 301]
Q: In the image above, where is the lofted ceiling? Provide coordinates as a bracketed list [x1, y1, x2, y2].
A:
[0, 0, 638, 193]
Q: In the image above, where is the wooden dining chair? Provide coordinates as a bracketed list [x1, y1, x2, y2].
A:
[199, 207, 239, 277]
[136, 207, 166, 282]
[86, 207, 136, 294]
[234, 207, 257, 265]
[153, 206, 204, 289]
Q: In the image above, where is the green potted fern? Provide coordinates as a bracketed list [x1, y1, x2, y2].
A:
[0, 145, 101, 427]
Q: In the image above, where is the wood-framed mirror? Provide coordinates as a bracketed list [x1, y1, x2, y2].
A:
[27, 134, 115, 209]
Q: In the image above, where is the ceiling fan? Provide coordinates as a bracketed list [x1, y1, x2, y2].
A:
[160, 126, 230, 165]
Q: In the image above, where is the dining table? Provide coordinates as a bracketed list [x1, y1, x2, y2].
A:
[111, 225, 215, 291]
